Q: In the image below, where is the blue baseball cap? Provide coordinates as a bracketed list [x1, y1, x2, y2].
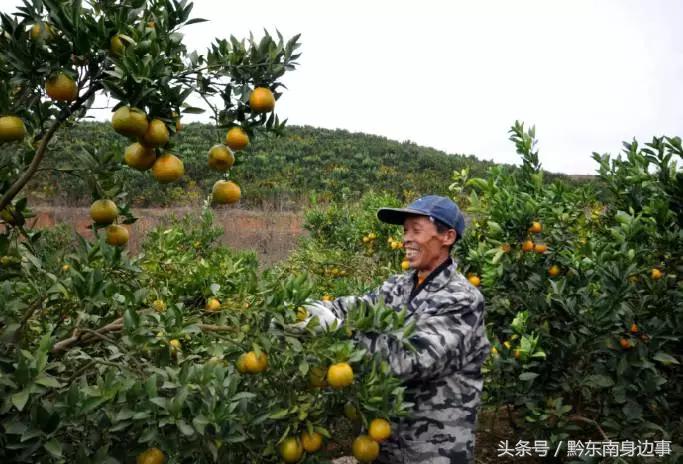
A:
[377, 195, 466, 241]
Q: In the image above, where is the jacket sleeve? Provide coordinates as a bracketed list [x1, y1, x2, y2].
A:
[354, 291, 486, 382]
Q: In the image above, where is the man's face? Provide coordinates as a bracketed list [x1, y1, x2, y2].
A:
[402, 215, 455, 272]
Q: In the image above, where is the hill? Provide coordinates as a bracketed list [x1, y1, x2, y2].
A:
[27, 122, 594, 209]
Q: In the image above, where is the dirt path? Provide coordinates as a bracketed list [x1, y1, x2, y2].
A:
[28, 206, 307, 266]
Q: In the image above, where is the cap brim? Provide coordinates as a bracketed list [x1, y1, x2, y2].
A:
[377, 207, 429, 225]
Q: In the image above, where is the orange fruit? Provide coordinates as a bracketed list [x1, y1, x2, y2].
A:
[352, 435, 380, 463]
[0, 116, 27, 143]
[630, 323, 638, 334]
[207, 144, 235, 172]
[279, 437, 303, 463]
[89, 199, 118, 225]
[322, 294, 333, 302]
[61, 264, 70, 272]
[152, 299, 166, 312]
[651, 268, 662, 280]
[169, 339, 181, 351]
[136, 447, 165, 464]
[30, 22, 54, 41]
[206, 297, 221, 311]
[110, 34, 125, 56]
[368, 418, 391, 443]
[140, 119, 169, 147]
[212, 180, 241, 204]
[225, 127, 249, 151]
[112, 106, 149, 138]
[533, 243, 547, 254]
[529, 221, 542, 233]
[243, 351, 268, 373]
[124, 142, 156, 171]
[236, 354, 248, 373]
[522, 240, 534, 252]
[514, 349, 521, 360]
[468, 275, 481, 287]
[501, 243, 512, 253]
[301, 430, 323, 453]
[249, 87, 275, 113]
[46, 73, 78, 102]
[152, 153, 184, 183]
[401, 260, 410, 271]
[105, 224, 129, 246]
[619, 338, 631, 349]
[548, 264, 561, 278]
[327, 362, 353, 389]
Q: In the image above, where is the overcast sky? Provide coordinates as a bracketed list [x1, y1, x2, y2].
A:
[5, 0, 682, 174]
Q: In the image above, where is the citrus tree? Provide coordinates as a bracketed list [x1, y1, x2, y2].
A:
[455, 122, 682, 459]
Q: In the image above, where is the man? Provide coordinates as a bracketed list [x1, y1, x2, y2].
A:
[307, 195, 490, 463]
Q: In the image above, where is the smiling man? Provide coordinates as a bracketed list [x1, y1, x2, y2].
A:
[308, 195, 490, 463]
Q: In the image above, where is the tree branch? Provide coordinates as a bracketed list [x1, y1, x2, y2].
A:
[568, 414, 610, 441]
[0, 82, 102, 211]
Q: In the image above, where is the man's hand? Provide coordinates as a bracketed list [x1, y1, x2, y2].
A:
[303, 301, 342, 331]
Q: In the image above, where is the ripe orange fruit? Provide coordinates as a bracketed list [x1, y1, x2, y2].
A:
[368, 418, 392, 443]
[112, 106, 149, 138]
[301, 430, 323, 453]
[522, 240, 534, 252]
[236, 354, 248, 373]
[529, 221, 542, 233]
[279, 437, 303, 463]
[140, 119, 169, 147]
[619, 338, 631, 349]
[501, 243, 512, 253]
[61, 264, 71, 272]
[206, 297, 221, 311]
[630, 323, 638, 334]
[309, 366, 327, 388]
[207, 145, 235, 172]
[249, 87, 275, 113]
[169, 339, 181, 351]
[352, 435, 380, 463]
[533, 243, 548, 254]
[152, 153, 184, 183]
[225, 127, 249, 151]
[89, 199, 118, 225]
[30, 22, 54, 41]
[514, 349, 521, 360]
[468, 275, 481, 287]
[296, 306, 309, 321]
[110, 34, 125, 56]
[46, 73, 78, 102]
[651, 268, 662, 280]
[152, 299, 166, 312]
[136, 447, 165, 464]
[105, 224, 129, 246]
[243, 351, 268, 373]
[401, 259, 410, 271]
[212, 180, 241, 204]
[548, 264, 561, 278]
[124, 142, 156, 171]
[0, 116, 27, 143]
[327, 362, 353, 389]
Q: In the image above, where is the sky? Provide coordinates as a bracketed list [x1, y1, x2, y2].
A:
[5, 0, 683, 174]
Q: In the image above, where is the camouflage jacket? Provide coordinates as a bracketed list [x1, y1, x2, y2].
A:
[325, 257, 490, 464]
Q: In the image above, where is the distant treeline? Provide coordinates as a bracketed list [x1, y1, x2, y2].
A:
[27, 122, 598, 210]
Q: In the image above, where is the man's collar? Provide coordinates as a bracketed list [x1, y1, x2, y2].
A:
[409, 256, 455, 300]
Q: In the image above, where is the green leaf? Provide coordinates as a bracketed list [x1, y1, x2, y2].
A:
[653, 352, 679, 366]
[11, 389, 30, 411]
[585, 375, 614, 388]
[34, 375, 63, 388]
[44, 438, 63, 458]
[177, 420, 194, 436]
[519, 372, 539, 381]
